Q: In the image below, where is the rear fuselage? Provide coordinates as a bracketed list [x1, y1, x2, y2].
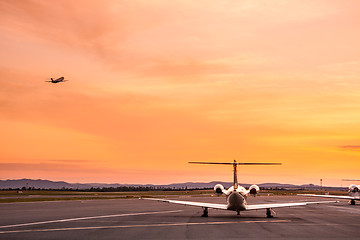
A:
[226, 186, 248, 211]
[50, 77, 64, 83]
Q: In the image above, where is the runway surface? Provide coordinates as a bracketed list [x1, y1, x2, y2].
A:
[0, 195, 359, 239]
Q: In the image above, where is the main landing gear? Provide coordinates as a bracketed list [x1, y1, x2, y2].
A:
[350, 199, 356, 205]
[266, 208, 274, 218]
[201, 207, 208, 217]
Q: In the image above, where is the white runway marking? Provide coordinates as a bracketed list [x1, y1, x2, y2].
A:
[0, 220, 291, 234]
[0, 210, 182, 229]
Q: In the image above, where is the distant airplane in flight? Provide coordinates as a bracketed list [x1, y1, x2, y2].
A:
[45, 76, 68, 83]
[299, 179, 360, 205]
[141, 160, 338, 217]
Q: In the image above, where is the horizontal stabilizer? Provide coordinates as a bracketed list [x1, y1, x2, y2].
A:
[189, 162, 281, 165]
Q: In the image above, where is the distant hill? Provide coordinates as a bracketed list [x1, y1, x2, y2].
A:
[0, 179, 344, 190]
[0, 179, 93, 189]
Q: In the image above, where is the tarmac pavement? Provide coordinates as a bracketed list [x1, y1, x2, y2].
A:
[0, 195, 358, 239]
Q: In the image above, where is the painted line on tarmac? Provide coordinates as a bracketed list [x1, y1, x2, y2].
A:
[0, 220, 291, 234]
[0, 210, 183, 229]
[326, 205, 360, 214]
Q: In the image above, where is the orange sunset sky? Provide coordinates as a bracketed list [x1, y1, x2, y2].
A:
[0, 1, 359, 186]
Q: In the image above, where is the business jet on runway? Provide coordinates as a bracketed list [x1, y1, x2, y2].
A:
[45, 76, 68, 83]
[141, 160, 338, 218]
[299, 179, 360, 205]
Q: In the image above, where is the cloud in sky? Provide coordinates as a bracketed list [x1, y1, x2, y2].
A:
[2, 1, 358, 73]
[340, 146, 360, 151]
[1, 0, 360, 185]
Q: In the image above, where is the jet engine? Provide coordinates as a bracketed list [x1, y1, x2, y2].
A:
[214, 184, 225, 196]
[349, 184, 359, 193]
[248, 185, 260, 196]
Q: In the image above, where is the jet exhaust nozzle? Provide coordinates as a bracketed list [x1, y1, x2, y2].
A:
[214, 184, 225, 196]
[248, 184, 260, 196]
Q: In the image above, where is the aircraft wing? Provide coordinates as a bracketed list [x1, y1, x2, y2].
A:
[246, 200, 338, 210]
[141, 198, 228, 210]
[298, 194, 359, 200]
[141, 198, 337, 211]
